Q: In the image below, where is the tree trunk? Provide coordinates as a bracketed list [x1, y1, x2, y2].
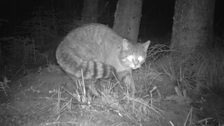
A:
[171, 0, 215, 55]
[81, 0, 99, 23]
[0, 42, 2, 78]
[113, 0, 142, 43]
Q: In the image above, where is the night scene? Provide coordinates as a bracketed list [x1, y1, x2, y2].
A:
[0, 0, 224, 125]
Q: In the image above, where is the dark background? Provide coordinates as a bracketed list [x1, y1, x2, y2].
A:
[0, 0, 223, 41]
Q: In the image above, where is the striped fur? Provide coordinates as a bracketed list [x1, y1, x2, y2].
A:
[81, 61, 116, 79]
[56, 23, 150, 81]
[56, 46, 116, 80]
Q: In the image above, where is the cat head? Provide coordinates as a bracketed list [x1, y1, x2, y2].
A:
[119, 39, 150, 69]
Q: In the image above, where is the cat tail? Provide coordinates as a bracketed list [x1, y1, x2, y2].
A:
[56, 47, 116, 80]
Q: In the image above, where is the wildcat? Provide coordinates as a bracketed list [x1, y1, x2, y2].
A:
[56, 23, 150, 93]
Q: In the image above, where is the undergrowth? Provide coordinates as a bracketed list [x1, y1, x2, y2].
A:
[39, 68, 163, 126]
[1, 39, 224, 126]
[1, 7, 224, 124]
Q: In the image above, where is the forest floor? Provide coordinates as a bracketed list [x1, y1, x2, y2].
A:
[0, 54, 223, 126]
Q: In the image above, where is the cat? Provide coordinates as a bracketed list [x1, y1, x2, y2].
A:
[56, 23, 150, 93]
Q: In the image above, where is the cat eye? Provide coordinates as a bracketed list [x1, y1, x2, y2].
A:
[127, 55, 135, 61]
[138, 56, 144, 62]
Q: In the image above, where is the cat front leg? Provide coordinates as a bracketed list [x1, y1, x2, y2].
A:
[117, 70, 135, 96]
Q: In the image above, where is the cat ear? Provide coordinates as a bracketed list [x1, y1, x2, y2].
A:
[143, 40, 150, 52]
[122, 39, 130, 50]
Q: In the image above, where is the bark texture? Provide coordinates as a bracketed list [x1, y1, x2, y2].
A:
[113, 0, 142, 43]
[81, 0, 99, 23]
[171, 0, 215, 55]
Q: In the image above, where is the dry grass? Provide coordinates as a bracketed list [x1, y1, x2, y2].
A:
[39, 71, 163, 126]
[144, 43, 224, 125]
[0, 76, 10, 96]
[2, 43, 224, 126]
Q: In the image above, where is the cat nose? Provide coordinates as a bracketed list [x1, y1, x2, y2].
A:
[132, 65, 140, 69]
[133, 60, 140, 69]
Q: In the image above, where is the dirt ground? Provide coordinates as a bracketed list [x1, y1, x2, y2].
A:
[0, 57, 222, 126]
